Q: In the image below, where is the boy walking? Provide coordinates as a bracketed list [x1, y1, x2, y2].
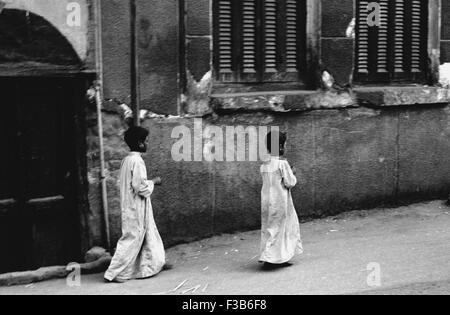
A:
[104, 126, 166, 282]
[259, 131, 303, 269]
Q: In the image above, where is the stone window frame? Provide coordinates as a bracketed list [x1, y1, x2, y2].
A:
[211, 0, 321, 94]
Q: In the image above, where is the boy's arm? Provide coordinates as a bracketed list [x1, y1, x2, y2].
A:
[280, 161, 297, 189]
[131, 161, 154, 198]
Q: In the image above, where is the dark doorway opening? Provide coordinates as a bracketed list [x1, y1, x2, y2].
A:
[0, 9, 91, 274]
[0, 77, 89, 274]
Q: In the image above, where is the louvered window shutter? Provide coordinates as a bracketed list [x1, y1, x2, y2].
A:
[264, 0, 278, 75]
[213, 0, 307, 84]
[355, 0, 428, 84]
[215, 0, 234, 81]
[242, 0, 257, 75]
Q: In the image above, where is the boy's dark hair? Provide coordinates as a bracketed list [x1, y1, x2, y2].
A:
[266, 131, 287, 156]
[124, 126, 149, 151]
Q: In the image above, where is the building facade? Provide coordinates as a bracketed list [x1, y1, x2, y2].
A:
[1, 0, 450, 273]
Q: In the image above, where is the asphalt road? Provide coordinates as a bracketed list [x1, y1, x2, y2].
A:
[1, 200, 449, 295]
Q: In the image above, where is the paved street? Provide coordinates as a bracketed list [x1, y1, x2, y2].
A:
[1, 200, 449, 295]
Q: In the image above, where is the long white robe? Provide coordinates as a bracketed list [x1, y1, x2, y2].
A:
[104, 152, 165, 282]
[260, 156, 303, 264]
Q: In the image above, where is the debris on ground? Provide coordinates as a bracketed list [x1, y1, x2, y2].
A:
[0, 254, 112, 287]
[172, 279, 188, 293]
[85, 247, 109, 263]
[182, 285, 201, 295]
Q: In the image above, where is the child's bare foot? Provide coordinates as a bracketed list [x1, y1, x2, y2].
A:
[104, 277, 128, 284]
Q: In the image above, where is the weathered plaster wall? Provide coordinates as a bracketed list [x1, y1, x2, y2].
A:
[184, 0, 213, 116]
[137, 0, 180, 115]
[89, 106, 450, 248]
[100, 0, 179, 114]
[321, 0, 354, 86]
[100, 0, 132, 107]
[90, 0, 450, 249]
[86, 108, 129, 246]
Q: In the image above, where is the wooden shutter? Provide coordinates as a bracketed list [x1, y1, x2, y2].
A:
[355, 0, 429, 84]
[286, 0, 299, 72]
[393, 0, 405, 74]
[409, 0, 428, 78]
[356, 0, 370, 75]
[377, 0, 389, 74]
[213, 0, 307, 84]
[215, 0, 234, 81]
[242, 0, 257, 75]
[411, 0, 424, 73]
[264, 0, 278, 74]
[355, 0, 390, 81]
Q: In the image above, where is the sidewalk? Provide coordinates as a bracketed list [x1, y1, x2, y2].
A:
[1, 200, 450, 295]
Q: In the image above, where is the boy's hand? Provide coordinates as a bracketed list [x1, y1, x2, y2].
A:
[291, 166, 297, 175]
[152, 177, 162, 185]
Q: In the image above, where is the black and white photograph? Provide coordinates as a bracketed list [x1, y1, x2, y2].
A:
[0, 0, 449, 300]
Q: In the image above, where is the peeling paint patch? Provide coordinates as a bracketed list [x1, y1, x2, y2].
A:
[288, 91, 356, 111]
[212, 90, 356, 113]
[116, 103, 181, 124]
[322, 71, 335, 90]
[439, 63, 450, 88]
[378, 87, 449, 106]
[140, 110, 181, 120]
[184, 70, 213, 116]
[345, 107, 381, 120]
[218, 94, 288, 112]
[346, 18, 356, 39]
[119, 104, 133, 120]
[355, 86, 450, 107]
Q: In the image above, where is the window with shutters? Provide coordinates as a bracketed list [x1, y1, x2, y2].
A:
[213, 0, 308, 85]
[355, 0, 429, 84]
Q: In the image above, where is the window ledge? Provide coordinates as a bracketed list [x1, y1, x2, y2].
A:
[209, 86, 450, 113]
[210, 90, 356, 112]
[354, 86, 450, 107]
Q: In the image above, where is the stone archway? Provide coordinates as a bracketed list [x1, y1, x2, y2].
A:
[0, 0, 89, 62]
[0, 8, 81, 65]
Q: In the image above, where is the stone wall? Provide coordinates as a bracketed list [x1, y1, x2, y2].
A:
[87, 105, 450, 248]
[88, 0, 450, 249]
[86, 109, 129, 246]
[100, 0, 179, 114]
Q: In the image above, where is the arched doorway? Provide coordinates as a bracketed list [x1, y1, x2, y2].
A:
[0, 9, 90, 273]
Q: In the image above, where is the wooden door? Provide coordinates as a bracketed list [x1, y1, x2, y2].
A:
[0, 79, 23, 272]
[0, 77, 83, 273]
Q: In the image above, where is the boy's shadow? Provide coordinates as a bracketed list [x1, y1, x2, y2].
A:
[240, 262, 294, 273]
